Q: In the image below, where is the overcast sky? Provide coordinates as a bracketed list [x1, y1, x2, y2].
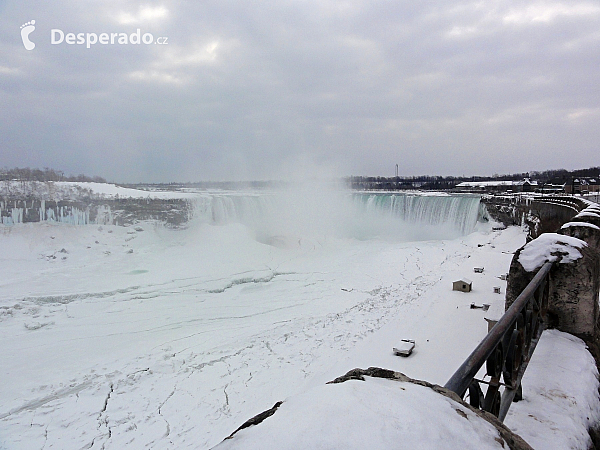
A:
[0, 1, 598, 182]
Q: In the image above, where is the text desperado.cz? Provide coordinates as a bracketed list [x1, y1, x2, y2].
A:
[51, 29, 168, 48]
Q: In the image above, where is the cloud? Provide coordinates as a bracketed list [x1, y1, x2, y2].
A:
[0, 0, 599, 182]
[0, 65, 20, 75]
[503, 2, 600, 25]
[116, 5, 169, 25]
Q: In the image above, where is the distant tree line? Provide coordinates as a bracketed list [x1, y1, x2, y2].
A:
[0, 167, 106, 183]
[2, 165, 598, 188]
[529, 167, 600, 184]
[121, 180, 291, 190]
[346, 167, 600, 190]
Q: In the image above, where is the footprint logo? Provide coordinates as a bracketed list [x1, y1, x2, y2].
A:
[20, 20, 36, 50]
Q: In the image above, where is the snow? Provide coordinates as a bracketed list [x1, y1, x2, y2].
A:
[355, 189, 461, 197]
[0, 180, 197, 200]
[506, 330, 600, 450]
[576, 211, 600, 219]
[51, 182, 198, 199]
[216, 377, 508, 450]
[455, 278, 473, 284]
[0, 199, 599, 449]
[456, 180, 537, 189]
[518, 233, 588, 272]
[581, 197, 600, 207]
[215, 331, 600, 450]
[484, 301, 505, 322]
[561, 221, 600, 231]
[457, 181, 515, 187]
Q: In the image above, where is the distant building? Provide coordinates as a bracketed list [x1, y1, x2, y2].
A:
[453, 279, 472, 292]
[455, 178, 538, 193]
[565, 177, 600, 194]
[515, 178, 536, 192]
[539, 183, 566, 194]
[454, 180, 513, 192]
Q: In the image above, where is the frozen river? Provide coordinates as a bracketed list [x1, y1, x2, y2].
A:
[1, 189, 597, 449]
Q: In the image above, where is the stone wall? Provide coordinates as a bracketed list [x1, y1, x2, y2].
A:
[505, 201, 600, 339]
[482, 195, 587, 241]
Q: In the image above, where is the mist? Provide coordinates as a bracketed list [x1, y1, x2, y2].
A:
[188, 183, 484, 246]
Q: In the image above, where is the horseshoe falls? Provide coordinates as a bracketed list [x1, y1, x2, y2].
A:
[189, 190, 485, 242]
[355, 192, 485, 238]
[0, 182, 485, 240]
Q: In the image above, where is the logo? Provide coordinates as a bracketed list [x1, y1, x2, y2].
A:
[20, 20, 36, 50]
[19, 19, 168, 50]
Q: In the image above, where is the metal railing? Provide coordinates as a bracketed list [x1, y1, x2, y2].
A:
[444, 261, 552, 422]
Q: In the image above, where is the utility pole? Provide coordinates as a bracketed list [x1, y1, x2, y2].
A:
[395, 164, 399, 190]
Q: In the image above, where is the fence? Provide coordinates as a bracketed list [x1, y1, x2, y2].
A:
[444, 261, 552, 422]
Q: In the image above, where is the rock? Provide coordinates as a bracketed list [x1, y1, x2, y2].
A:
[560, 222, 600, 252]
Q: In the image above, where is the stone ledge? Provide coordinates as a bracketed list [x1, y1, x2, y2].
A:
[217, 367, 533, 450]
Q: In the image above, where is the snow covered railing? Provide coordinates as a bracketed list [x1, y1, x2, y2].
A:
[444, 261, 552, 422]
[533, 196, 582, 213]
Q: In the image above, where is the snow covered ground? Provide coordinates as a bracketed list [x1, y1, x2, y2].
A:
[0, 195, 598, 449]
[0, 181, 198, 201]
[217, 373, 522, 450]
[215, 329, 599, 450]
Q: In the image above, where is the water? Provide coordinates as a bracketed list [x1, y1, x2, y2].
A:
[0, 188, 485, 242]
[190, 190, 485, 242]
[355, 192, 484, 237]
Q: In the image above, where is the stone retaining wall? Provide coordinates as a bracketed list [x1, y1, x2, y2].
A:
[482, 195, 588, 240]
[505, 200, 600, 339]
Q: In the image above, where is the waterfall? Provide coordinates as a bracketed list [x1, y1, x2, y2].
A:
[189, 191, 483, 240]
[354, 193, 483, 236]
[192, 194, 277, 227]
[1, 189, 484, 240]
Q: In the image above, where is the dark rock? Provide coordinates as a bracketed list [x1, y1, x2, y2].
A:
[225, 401, 283, 440]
